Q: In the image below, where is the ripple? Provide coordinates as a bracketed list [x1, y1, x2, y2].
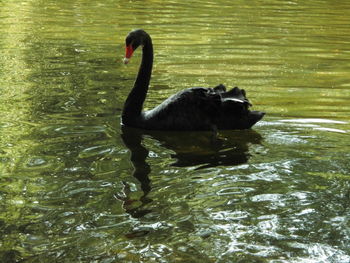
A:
[280, 118, 347, 124]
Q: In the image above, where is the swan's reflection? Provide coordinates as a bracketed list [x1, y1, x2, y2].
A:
[120, 126, 262, 217]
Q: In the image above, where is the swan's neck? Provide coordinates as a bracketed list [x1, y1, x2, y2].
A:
[122, 39, 153, 125]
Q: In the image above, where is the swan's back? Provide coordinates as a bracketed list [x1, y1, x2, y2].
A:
[140, 85, 264, 131]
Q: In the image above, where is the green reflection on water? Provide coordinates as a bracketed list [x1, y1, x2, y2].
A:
[1, 0, 350, 262]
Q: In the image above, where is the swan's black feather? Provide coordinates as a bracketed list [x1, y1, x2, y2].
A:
[141, 85, 262, 131]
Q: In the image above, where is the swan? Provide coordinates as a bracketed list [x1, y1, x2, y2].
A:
[122, 29, 264, 131]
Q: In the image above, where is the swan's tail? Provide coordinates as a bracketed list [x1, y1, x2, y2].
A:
[247, 110, 265, 124]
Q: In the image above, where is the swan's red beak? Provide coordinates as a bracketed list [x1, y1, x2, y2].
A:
[123, 45, 134, 64]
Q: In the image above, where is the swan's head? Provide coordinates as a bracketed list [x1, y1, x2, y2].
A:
[123, 29, 150, 64]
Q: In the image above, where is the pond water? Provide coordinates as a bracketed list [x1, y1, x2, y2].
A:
[1, 0, 350, 262]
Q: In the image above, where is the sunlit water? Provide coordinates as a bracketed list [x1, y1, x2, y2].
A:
[1, 0, 350, 262]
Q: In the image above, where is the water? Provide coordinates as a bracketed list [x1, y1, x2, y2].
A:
[1, 0, 350, 262]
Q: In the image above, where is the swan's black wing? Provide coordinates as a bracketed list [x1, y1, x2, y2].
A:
[143, 87, 221, 130]
[143, 85, 264, 131]
[212, 84, 251, 105]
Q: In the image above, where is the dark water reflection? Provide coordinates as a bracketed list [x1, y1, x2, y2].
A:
[120, 126, 262, 218]
[122, 126, 262, 168]
[1, 0, 350, 262]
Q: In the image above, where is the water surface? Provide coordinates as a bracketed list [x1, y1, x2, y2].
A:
[1, 0, 350, 262]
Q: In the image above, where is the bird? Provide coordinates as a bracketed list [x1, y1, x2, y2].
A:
[122, 29, 265, 131]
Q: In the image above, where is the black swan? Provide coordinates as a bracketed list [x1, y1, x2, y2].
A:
[122, 29, 265, 131]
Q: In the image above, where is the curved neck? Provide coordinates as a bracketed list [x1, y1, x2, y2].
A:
[122, 38, 153, 125]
